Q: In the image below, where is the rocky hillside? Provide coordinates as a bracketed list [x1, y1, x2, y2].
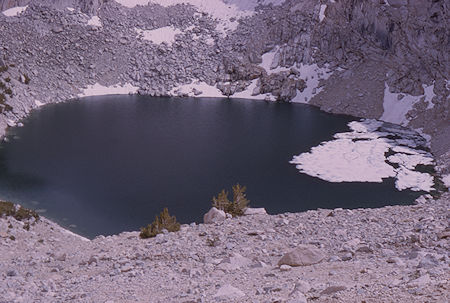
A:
[0, 0, 448, 167]
[1, 194, 449, 302]
[0, 1, 449, 302]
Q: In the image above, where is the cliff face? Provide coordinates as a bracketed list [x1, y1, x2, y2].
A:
[316, 0, 448, 94]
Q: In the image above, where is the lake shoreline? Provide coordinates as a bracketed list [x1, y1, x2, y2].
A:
[1, 193, 448, 301]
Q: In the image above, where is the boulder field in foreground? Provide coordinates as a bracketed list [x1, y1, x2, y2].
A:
[0, 193, 448, 302]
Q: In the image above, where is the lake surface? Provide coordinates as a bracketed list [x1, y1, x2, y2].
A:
[0, 96, 421, 238]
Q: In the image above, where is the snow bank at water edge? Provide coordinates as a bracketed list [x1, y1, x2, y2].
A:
[290, 119, 439, 192]
[78, 83, 139, 97]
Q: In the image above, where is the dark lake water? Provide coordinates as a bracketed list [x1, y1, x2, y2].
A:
[0, 96, 421, 238]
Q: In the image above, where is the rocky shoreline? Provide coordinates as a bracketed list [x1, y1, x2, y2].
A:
[1, 193, 449, 302]
[0, 1, 449, 302]
[0, 0, 448, 168]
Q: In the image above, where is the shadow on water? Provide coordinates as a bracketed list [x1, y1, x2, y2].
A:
[0, 96, 422, 238]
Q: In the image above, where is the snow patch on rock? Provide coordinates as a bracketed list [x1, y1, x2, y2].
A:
[381, 83, 435, 126]
[135, 26, 182, 46]
[290, 119, 436, 192]
[319, 4, 327, 22]
[442, 174, 450, 188]
[2, 6, 28, 17]
[78, 83, 139, 97]
[87, 16, 102, 27]
[291, 63, 332, 104]
[170, 81, 223, 98]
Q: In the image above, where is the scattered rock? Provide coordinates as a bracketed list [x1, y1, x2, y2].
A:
[278, 245, 325, 267]
[214, 284, 245, 299]
[321, 285, 347, 295]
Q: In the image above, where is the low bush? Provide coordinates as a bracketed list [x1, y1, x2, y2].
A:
[0, 201, 39, 222]
[140, 208, 180, 239]
[212, 184, 250, 217]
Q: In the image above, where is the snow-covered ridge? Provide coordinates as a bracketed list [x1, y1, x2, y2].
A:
[290, 119, 439, 192]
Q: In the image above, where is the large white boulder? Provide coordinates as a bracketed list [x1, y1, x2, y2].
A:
[203, 207, 226, 224]
[278, 245, 325, 267]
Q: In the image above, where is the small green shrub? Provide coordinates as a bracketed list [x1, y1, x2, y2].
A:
[24, 74, 31, 84]
[212, 184, 250, 217]
[139, 208, 180, 239]
[0, 201, 15, 217]
[0, 201, 39, 222]
[206, 236, 220, 247]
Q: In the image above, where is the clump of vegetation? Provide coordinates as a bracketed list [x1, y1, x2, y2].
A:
[4, 77, 10, 83]
[0, 65, 8, 73]
[23, 73, 31, 84]
[212, 184, 250, 217]
[206, 236, 220, 247]
[139, 208, 180, 239]
[0, 201, 39, 222]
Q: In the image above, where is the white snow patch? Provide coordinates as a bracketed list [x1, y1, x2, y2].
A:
[290, 119, 436, 192]
[442, 174, 450, 188]
[87, 16, 102, 27]
[259, 48, 290, 74]
[259, 48, 333, 103]
[2, 5, 28, 17]
[135, 26, 182, 46]
[67, 7, 75, 12]
[34, 100, 44, 107]
[114, 0, 150, 7]
[291, 63, 332, 104]
[291, 137, 396, 182]
[170, 79, 273, 100]
[381, 83, 436, 126]
[319, 4, 327, 22]
[170, 81, 223, 98]
[395, 169, 434, 192]
[232, 79, 267, 100]
[78, 83, 139, 97]
[423, 84, 436, 110]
